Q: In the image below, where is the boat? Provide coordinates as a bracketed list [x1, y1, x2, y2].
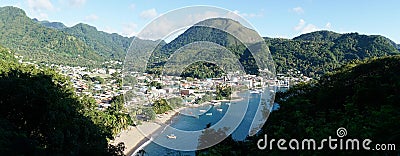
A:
[199, 109, 207, 113]
[250, 90, 260, 94]
[217, 108, 223, 112]
[226, 103, 231, 106]
[167, 134, 177, 139]
[269, 89, 275, 93]
[206, 113, 213, 116]
[211, 100, 221, 105]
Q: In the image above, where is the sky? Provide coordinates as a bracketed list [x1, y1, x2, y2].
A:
[0, 0, 399, 43]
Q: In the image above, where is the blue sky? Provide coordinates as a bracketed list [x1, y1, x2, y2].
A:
[0, 0, 399, 43]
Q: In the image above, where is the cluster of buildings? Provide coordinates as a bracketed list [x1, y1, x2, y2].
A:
[49, 64, 127, 109]
[125, 71, 279, 107]
[29, 60, 312, 113]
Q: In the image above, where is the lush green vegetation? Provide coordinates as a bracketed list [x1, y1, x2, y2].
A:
[61, 23, 133, 61]
[180, 61, 224, 79]
[147, 18, 265, 77]
[152, 99, 172, 114]
[148, 20, 399, 79]
[2, 7, 398, 80]
[0, 46, 130, 155]
[197, 56, 400, 155]
[33, 18, 67, 29]
[266, 31, 399, 78]
[167, 97, 184, 109]
[0, 6, 157, 68]
[0, 6, 102, 67]
[148, 81, 163, 89]
[216, 84, 232, 100]
[195, 93, 214, 104]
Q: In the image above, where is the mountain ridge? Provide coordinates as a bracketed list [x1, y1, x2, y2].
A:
[0, 6, 158, 66]
[266, 30, 399, 77]
[0, 6, 399, 76]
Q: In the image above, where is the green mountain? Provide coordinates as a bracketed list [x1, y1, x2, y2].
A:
[0, 6, 158, 67]
[267, 31, 399, 77]
[292, 30, 342, 42]
[1, 6, 398, 78]
[148, 18, 273, 77]
[62, 23, 134, 60]
[148, 19, 398, 78]
[32, 18, 67, 29]
[198, 56, 400, 155]
[0, 6, 103, 67]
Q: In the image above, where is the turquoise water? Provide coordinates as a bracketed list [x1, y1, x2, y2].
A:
[137, 89, 275, 156]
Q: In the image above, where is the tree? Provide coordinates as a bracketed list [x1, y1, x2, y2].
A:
[152, 99, 172, 114]
[216, 84, 232, 100]
[92, 76, 105, 84]
[142, 107, 156, 121]
[0, 62, 123, 155]
[148, 81, 162, 89]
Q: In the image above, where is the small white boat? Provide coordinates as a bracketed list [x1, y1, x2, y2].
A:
[269, 89, 275, 93]
[211, 100, 221, 105]
[250, 90, 260, 94]
[206, 113, 213, 116]
[199, 109, 207, 113]
[167, 134, 176, 139]
[217, 108, 223, 112]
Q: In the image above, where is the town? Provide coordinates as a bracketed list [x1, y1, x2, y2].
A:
[19, 56, 312, 122]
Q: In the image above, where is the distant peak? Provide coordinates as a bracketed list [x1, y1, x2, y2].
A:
[293, 30, 341, 42]
[73, 23, 98, 31]
[0, 6, 27, 17]
[195, 17, 240, 25]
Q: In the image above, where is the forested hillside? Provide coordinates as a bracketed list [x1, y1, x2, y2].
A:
[62, 23, 134, 60]
[267, 31, 399, 77]
[0, 45, 130, 155]
[33, 18, 67, 29]
[0, 6, 156, 67]
[0, 6, 102, 66]
[148, 18, 272, 77]
[1, 6, 398, 80]
[148, 18, 399, 79]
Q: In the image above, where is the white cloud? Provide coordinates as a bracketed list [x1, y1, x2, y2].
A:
[230, 10, 263, 18]
[137, 9, 259, 40]
[27, 0, 54, 11]
[292, 7, 304, 14]
[121, 22, 138, 37]
[301, 24, 318, 33]
[325, 22, 332, 29]
[140, 8, 158, 19]
[294, 19, 333, 34]
[84, 14, 99, 22]
[67, 0, 86, 7]
[36, 12, 49, 20]
[294, 19, 306, 31]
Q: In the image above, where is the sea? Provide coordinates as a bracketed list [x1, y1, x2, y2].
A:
[135, 87, 281, 156]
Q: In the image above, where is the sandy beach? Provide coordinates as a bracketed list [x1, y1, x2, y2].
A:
[111, 107, 185, 155]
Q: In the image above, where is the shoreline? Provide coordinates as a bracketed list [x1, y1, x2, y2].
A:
[118, 90, 245, 155]
[188, 90, 243, 108]
[111, 106, 185, 156]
